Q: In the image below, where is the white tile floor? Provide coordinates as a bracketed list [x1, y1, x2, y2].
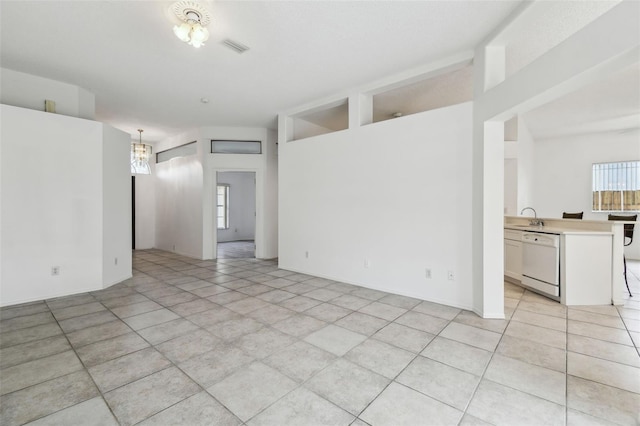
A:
[0, 250, 638, 425]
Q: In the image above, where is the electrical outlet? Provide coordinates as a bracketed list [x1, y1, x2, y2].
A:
[447, 270, 455, 281]
[364, 259, 371, 268]
[425, 268, 432, 279]
[51, 266, 60, 276]
[305, 251, 309, 259]
[115, 257, 118, 265]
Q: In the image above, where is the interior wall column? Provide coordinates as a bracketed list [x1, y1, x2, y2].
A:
[472, 44, 506, 318]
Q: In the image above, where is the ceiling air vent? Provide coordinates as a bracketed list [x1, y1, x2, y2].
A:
[222, 39, 250, 54]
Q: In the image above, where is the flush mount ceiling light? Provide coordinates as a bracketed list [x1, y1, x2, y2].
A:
[131, 129, 152, 175]
[170, 1, 212, 48]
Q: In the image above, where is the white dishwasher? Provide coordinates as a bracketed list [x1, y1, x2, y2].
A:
[521, 232, 561, 298]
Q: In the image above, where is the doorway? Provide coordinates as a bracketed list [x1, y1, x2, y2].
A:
[216, 171, 256, 259]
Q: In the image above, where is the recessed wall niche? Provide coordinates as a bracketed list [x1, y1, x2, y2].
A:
[290, 98, 349, 141]
[371, 63, 473, 123]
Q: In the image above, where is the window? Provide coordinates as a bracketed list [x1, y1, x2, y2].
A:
[211, 140, 261, 154]
[217, 184, 230, 229]
[592, 161, 640, 212]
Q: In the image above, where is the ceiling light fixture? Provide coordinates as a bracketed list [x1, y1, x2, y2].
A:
[170, 1, 212, 48]
[131, 129, 152, 175]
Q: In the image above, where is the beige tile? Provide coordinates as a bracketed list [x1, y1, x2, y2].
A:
[568, 320, 634, 346]
[394, 311, 449, 334]
[568, 308, 626, 329]
[0, 312, 55, 333]
[206, 317, 264, 341]
[330, 294, 372, 310]
[566, 408, 619, 426]
[484, 354, 566, 405]
[517, 300, 567, 319]
[136, 318, 200, 345]
[0, 322, 62, 348]
[0, 350, 83, 395]
[305, 358, 389, 415]
[246, 304, 295, 324]
[571, 305, 621, 317]
[0, 335, 70, 369]
[207, 362, 297, 422]
[235, 327, 297, 359]
[278, 295, 322, 312]
[335, 312, 388, 336]
[122, 309, 180, 331]
[0, 371, 99, 426]
[139, 391, 241, 426]
[397, 356, 480, 410]
[378, 294, 421, 310]
[76, 332, 150, 367]
[58, 311, 118, 333]
[264, 341, 335, 382]
[372, 323, 435, 353]
[304, 325, 367, 356]
[467, 380, 565, 426]
[345, 339, 415, 379]
[453, 310, 508, 334]
[154, 329, 220, 364]
[0, 302, 49, 321]
[412, 300, 461, 320]
[179, 343, 254, 388]
[440, 322, 502, 352]
[109, 301, 163, 319]
[88, 348, 172, 392]
[304, 303, 351, 322]
[248, 387, 354, 426]
[24, 397, 118, 426]
[496, 335, 566, 372]
[187, 306, 242, 327]
[512, 309, 566, 332]
[567, 375, 640, 426]
[421, 337, 492, 376]
[568, 334, 640, 367]
[360, 382, 462, 426]
[66, 320, 132, 348]
[105, 367, 200, 426]
[505, 321, 566, 349]
[272, 314, 326, 337]
[359, 301, 407, 321]
[567, 351, 640, 393]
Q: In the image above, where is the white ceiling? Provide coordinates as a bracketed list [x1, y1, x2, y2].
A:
[522, 62, 640, 140]
[0, 0, 522, 142]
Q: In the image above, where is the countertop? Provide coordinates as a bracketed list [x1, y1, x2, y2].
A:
[504, 224, 613, 235]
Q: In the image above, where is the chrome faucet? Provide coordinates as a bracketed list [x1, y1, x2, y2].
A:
[520, 207, 543, 226]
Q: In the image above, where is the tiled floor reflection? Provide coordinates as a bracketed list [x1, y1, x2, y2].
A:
[1, 251, 638, 425]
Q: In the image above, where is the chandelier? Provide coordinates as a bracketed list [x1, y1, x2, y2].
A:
[170, 1, 211, 48]
[131, 129, 152, 175]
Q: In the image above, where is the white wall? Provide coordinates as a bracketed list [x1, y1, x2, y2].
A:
[134, 171, 156, 250]
[153, 126, 278, 260]
[504, 158, 518, 215]
[533, 130, 640, 259]
[473, 0, 638, 315]
[217, 171, 256, 243]
[155, 153, 204, 259]
[202, 126, 278, 260]
[1, 68, 95, 120]
[0, 104, 129, 306]
[102, 125, 133, 286]
[279, 102, 474, 309]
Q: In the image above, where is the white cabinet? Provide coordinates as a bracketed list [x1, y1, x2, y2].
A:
[504, 230, 523, 281]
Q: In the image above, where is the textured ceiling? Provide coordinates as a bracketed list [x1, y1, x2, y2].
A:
[0, 0, 521, 142]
